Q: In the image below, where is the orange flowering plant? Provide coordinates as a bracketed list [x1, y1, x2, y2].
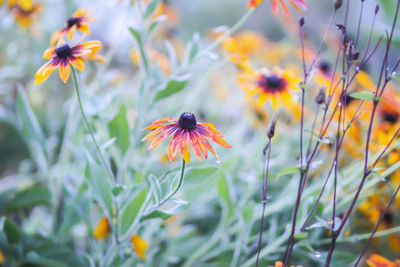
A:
[1, 0, 400, 266]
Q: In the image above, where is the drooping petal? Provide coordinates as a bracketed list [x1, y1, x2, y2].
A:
[271, 0, 278, 13]
[34, 59, 60, 85]
[43, 47, 56, 59]
[58, 59, 71, 83]
[168, 129, 183, 161]
[142, 124, 177, 141]
[69, 56, 85, 72]
[190, 131, 202, 161]
[278, 0, 290, 14]
[180, 131, 191, 163]
[148, 127, 177, 150]
[203, 138, 220, 162]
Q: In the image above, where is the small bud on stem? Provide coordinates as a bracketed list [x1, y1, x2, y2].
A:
[267, 119, 277, 139]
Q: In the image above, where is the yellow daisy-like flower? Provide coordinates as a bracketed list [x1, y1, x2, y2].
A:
[10, 1, 42, 28]
[239, 66, 300, 110]
[50, 8, 93, 45]
[367, 253, 400, 267]
[131, 234, 148, 260]
[93, 217, 111, 239]
[34, 39, 102, 85]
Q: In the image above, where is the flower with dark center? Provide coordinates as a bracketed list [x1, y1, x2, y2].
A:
[318, 60, 331, 76]
[34, 40, 103, 84]
[248, 0, 308, 15]
[142, 113, 231, 163]
[252, 68, 299, 109]
[50, 8, 92, 45]
[11, 2, 42, 29]
[382, 111, 399, 124]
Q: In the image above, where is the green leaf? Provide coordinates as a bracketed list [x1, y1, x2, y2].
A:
[294, 231, 308, 240]
[350, 91, 384, 102]
[141, 210, 173, 221]
[154, 76, 190, 101]
[34, 242, 85, 267]
[276, 166, 300, 179]
[111, 185, 125, 197]
[143, 0, 160, 19]
[129, 27, 149, 72]
[108, 105, 130, 155]
[146, 174, 162, 204]
[85, 157, 113, 217]
[148, 15, 167, 36]
[4, 186, 51, 214]
[185, 166, 218, 184]
[217, 172, 234, 219]
[119, 188, 147, 238]
[4, 219, 20, 244]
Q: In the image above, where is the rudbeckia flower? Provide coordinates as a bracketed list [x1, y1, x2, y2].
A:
[240, 67, 300, 109]
[131, 234, 148, 260]
[93, 217, 111, 239]
[34, 40, 102, 85]
[248, 0, 308, 15]
[142, 112, 232, 163]
[366, 253, 400, 267]
[10, 1, 42, 28]
[50, 8, 92, 45]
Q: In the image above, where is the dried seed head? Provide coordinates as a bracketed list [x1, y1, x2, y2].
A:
[267, 119, 277, 139]
[315, 88, 326, 105]
[334, 0, 343, 10]
[299, 17, 305, 27]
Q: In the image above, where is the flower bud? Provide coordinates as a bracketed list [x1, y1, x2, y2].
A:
[267, 119, 277, 139]
[299, 17, 305, 27]
[334, 0, 343, 10]
[375, 5, 380, 14]
[315, 88, 326, 105]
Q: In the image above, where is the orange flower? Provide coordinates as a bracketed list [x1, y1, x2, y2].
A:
[248, 0, 308, 14]
[34, 40, 102, 84]
[367, 253, 400, 267]
[131, 234, 148, 260]
[93, 217, 111, 239]
[142, 112, 231, 163]
[50, 8, 92, 45]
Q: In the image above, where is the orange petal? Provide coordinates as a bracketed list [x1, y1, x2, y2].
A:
[148, 127, 177, 150]
[168, 129, 183, 161]
[190, 131, 202, 161]
[180, 131, 191, 163]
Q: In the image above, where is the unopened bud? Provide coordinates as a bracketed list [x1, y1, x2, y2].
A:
[299, 17, 305, 27]
[375, 5, 380, 14]
[267, 119, 277, 139]
[334, 0, 343, 10]
[315, 88, 326, 105]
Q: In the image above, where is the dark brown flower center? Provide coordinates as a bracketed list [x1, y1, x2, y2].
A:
[67, 17, 80, 28]
[343, 94, 355, 106]
[258, 74, 286, 93]
[178, 112, 197, 130]
[318, 60, 331, 74]
[382, 111, 399, 124]
[55, 44, 72, 58]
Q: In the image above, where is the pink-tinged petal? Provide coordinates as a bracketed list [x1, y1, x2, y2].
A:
[180, 131, 191, 163]
[148, 127, 177, 150]
[190, 131, 202, 161]
[197, 124, 224, 137]
[293, 0, 308, 9]
[152, 117, 178, 124]
[142, 124, 177, 141]
[271, 0, 278, 13]
[203, 139, 220, 162]
[168, 129, 183, 161]
[278, 0, 290, 14]
[194, 131, 208, 159]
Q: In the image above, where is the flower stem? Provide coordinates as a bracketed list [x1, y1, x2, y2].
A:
[71, 67, 115, 182]
[159, 159, 186, 207]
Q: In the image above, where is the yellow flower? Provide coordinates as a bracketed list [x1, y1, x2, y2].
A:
[34, 39, 102, 84]
[367, 253, 400, 267]
[0, 249, 4, 264]
[93, 217, 111, 239]
[50, 8, 93, 45]
[10, 1, 42, 28]
[131, 234, 148, 259]
[238, 65, 300, 110]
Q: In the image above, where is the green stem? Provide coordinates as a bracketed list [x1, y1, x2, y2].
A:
[159, 159, 186, 207]
[71, 67, 114, 182]
[71, 67, 119, 244]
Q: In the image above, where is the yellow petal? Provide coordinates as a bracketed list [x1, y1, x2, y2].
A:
[69, 57, 85, 72]
[58, 63, 71, 83]
[94, 217, 111, 240]
[131, 234, 148, 260]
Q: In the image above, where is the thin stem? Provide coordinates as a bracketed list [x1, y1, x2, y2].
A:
[256, 139, 272, 267]
[158, 159, 186, 207]
[354, 182, 400, 266]
[71, 67, 115, 181]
